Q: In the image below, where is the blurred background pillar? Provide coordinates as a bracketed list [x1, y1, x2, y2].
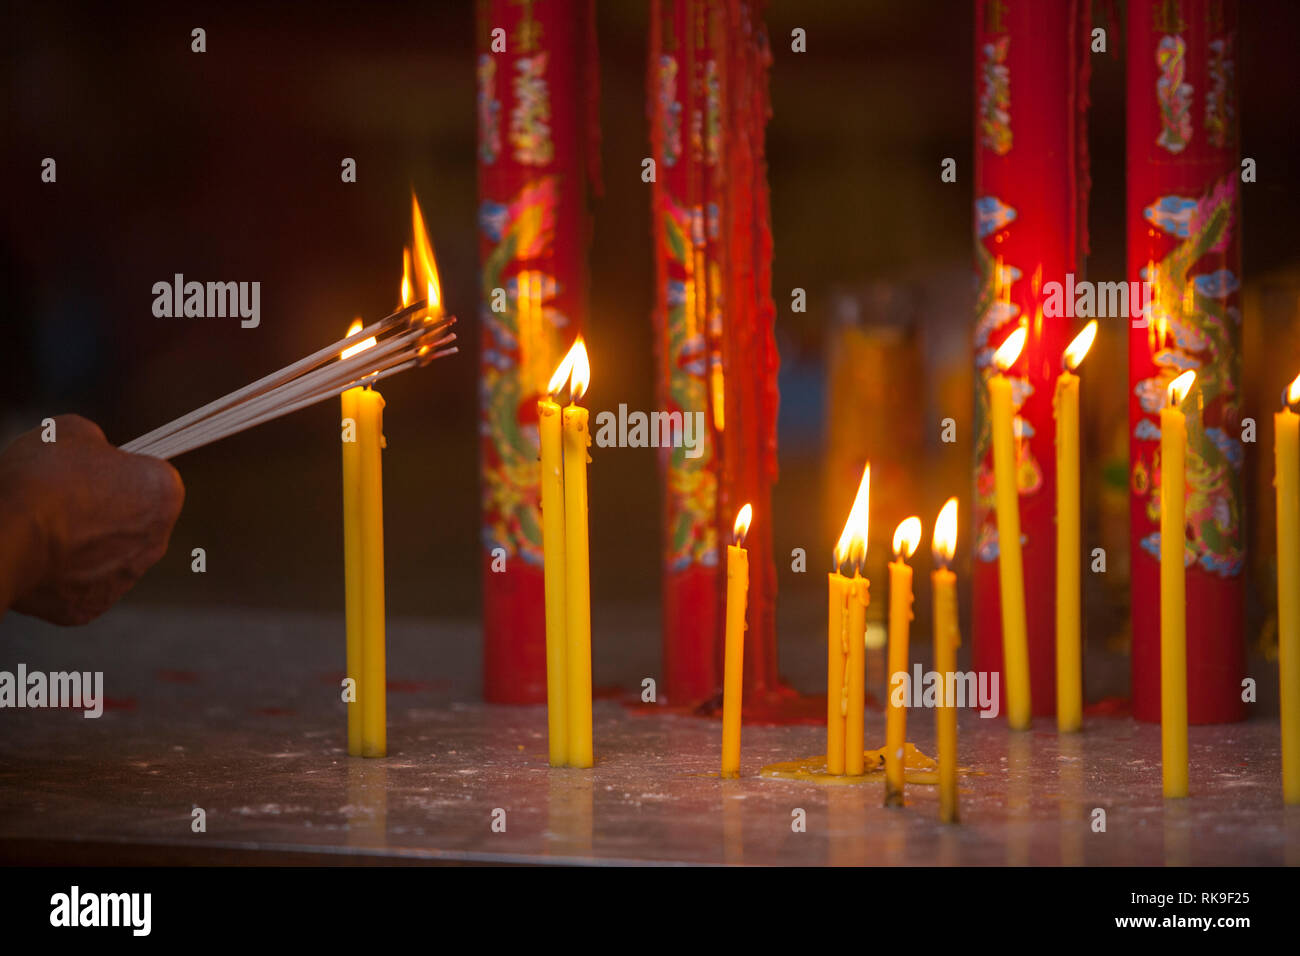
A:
[972, 0, 1090, 719]
[477, 0, 600, 703]
[1127, 0, 1244, 723]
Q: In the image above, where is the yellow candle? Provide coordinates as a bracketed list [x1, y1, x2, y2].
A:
[538, 393, 568, 767]
[1160, 370, 1196, 798]
[829, 464, 870, 775]
[341, 381, 364, 757]
[886, 517, 920, 806]
[932, 497, 960, 823]
[722, 504, 752, 778]
[990, 326, 1031, 729]
[557, 340, 593, 769]
[1276, 374, 1300, 804]
[1054, 321, 1096, 733]
[845, 570, 868, 776]
[826, 571, 849, 776]
[357, 385, 387, 758]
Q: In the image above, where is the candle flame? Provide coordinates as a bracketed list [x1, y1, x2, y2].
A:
[892, 516, 921, 561]
[401, 247, 412, 308]
[733, 503, 753, 546]
[994, 325, 1027, 371]
[834, 463, 870, 569]
[1285, 372, 1300, 408]
[341, 319, 377, 360]
[1167, 369, 1196, 407]
[1063, 320, 1098, 371]
[547, 337, 590, 403]
[411, 191, 442, 316]
[932, 497, 958, 567]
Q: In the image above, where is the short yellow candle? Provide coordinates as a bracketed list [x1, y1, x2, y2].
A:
[1054, 321, 1096, 733]
[557, 340, 593, 769]
[826, 571, 850, 776]
[1276, 374, 1300, 804]
[886, 517, 920, 806]
[932, 497, 960, 823]
[538, 392, 569, 767]
[1160, 370, 1196, 798]
[341, 379, 364, 757]
[721, 504, 752, 778]
[845, 569, 869, 776]
[828, 464, 870, 775]
[990, 326, 1031, 730]
[356, 385, 387, 758]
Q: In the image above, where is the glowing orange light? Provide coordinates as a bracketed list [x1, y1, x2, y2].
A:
[994, 325, 1027, 371]
[1168, 369, 1196, 407]
[401, 247, 412, 308]
[834, 463, 870, 569]
[411, 191, 442, 315]
[892, 517, 921, 561]
[1285, 372, 1300, 408]
[341, 319, 376, 360]
[547, 338, 590, 403]
[1063, 320, 1098, 371]
[932, 497, 958, 567]
[733, 504, 753, 547]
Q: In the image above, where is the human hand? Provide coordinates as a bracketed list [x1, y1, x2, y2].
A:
[0, 415, 184, 625]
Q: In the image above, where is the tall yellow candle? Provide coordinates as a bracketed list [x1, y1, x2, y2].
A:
[721, 504, 752, 778]
[341, 379, 364, 757]
[1276, 374, 1300, 804]
[538, 392, 568, 767]
[826, 571, 850, 776]
[356, 385, 387, 758]
[990, 325, 1031, 729]
[932, 497, 960, 823]
[558, 340, 593, 769]
[828, 464, 870, 775]
[1054, 321, 1096, 733]
[341, 320, 380, 758]
[1160, 370, 1196, 798]
[886, 517, 920, 806]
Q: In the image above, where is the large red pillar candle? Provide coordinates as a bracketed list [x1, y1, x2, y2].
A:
[649, 0, 780, 707]
[477, 0, 599, 703]
[1127, 0, 1244, 724]
[972, 0, 1089, 719]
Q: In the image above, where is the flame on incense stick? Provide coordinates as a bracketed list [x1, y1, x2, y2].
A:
[932, 497, 958, 568]
[341, 318, 377, 360]
[1063, 320, 1098, 371]
[733, 504, 753, 547]
[834, 463, 870, 571]
[1167, 369, 1196, 408]
[993, 324, 1027, 372]
[892, 517, 921, 561]
[401, 247, 412, 308]
[547, 338, 590, 404]
[411, 191, 443, 316]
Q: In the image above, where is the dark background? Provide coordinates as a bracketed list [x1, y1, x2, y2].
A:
[3, 2, 1298, 690]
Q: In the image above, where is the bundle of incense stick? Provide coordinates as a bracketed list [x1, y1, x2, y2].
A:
[122, 300, 457, 460]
